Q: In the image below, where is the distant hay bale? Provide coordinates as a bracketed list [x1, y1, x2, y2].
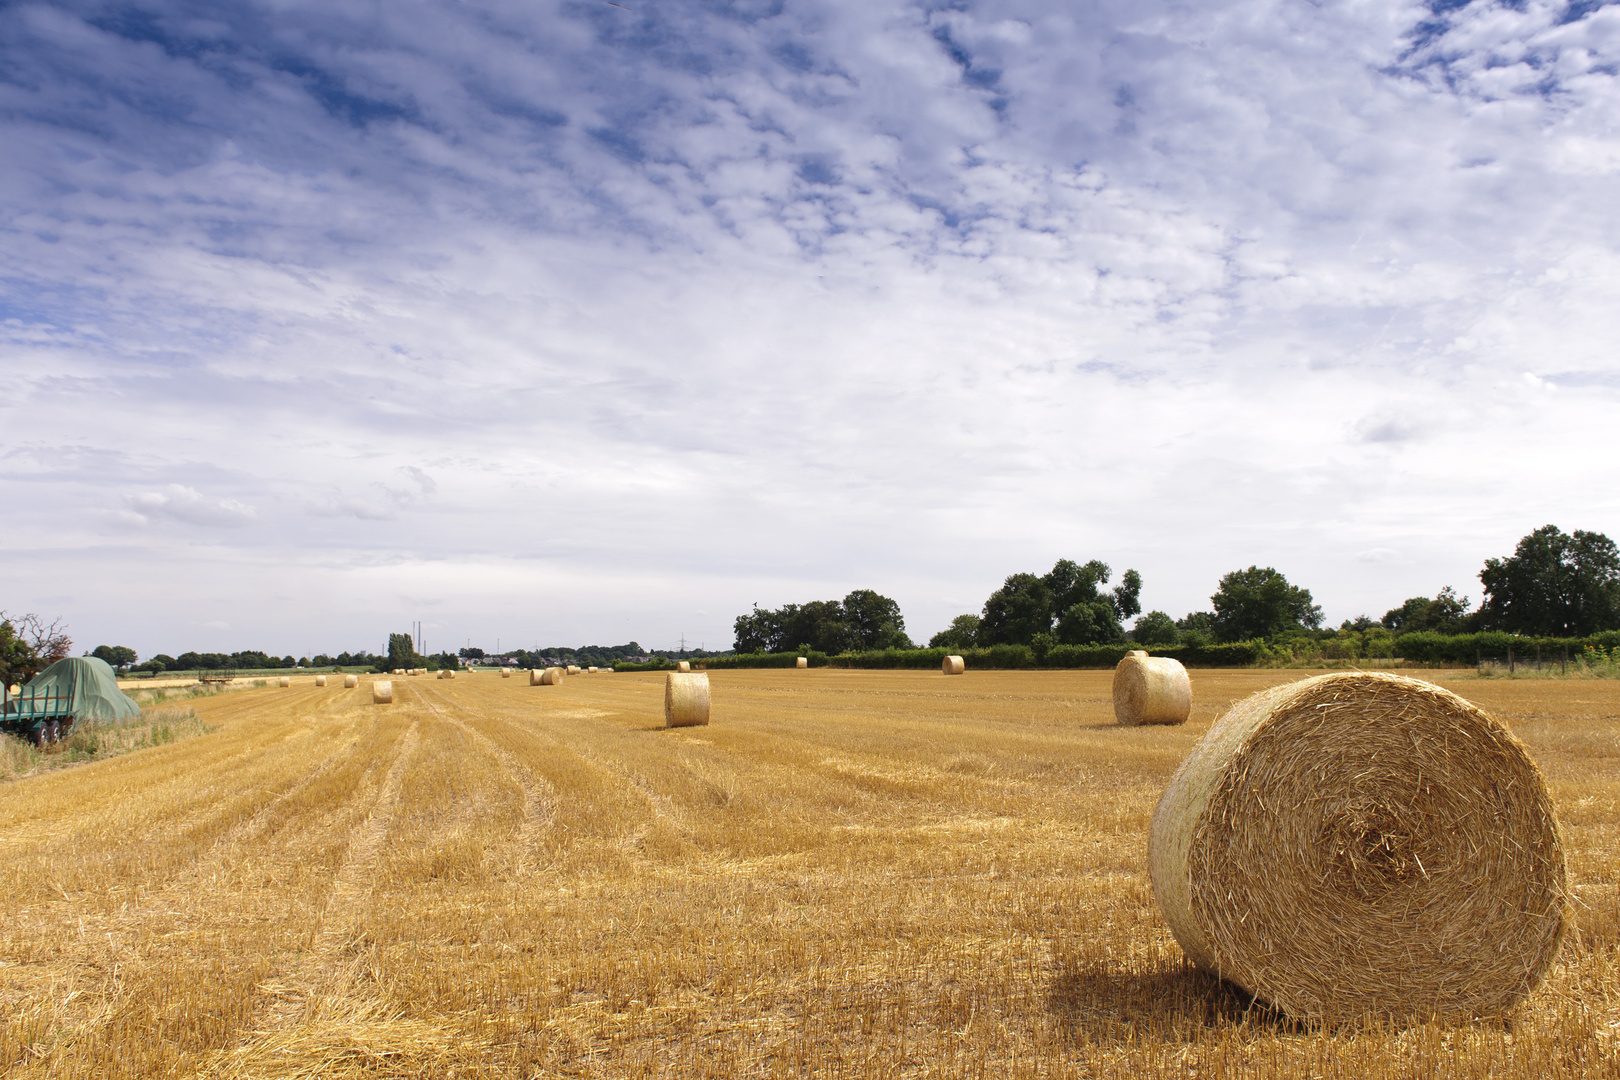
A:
[393, 668, 405, 676]
[942, 655, 965, 675]
[343, 674, 360, 688]
[316, 674, 328, 687]
[437, 669, 455, 680]
[528, 669, 543, 686]
[677, 660, 691, 673]
[664, 672, 710, 728]
[1112, 650, 1191, 726]
[540, 667, 564, 686]
[796, 657, 807, 669]
[1149, 672, 1568, 1021]
[567, 665, 581, 675]
[372, 680, 394, 705]
[279, 676, 291, 688]
[587, 666, 598, 673]
[501, 669, 512, 678]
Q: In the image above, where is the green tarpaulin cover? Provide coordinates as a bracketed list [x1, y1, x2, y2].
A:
[3, 656, 142, 727]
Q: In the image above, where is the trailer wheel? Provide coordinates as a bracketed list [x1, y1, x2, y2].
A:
[32, 725, 47, 747]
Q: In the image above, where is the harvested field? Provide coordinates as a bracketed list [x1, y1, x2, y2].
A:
[1, 669, 1617, 1078]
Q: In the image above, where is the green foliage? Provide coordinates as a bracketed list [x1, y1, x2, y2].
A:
[1210, 566, 1322, 642]
[0, 612, 72, 685]
[387, 632, 421, 671]
[732, 591, 912, 654]
[928, 614, 981, 649]
[1131, 611, 1180, 646]
[1478, 525, 1620, 636]
[700, 641, 1261, 670]
[978, 559, 1142, 647]
[1381, 585, 1474, 635]
[91, 645, 138, 669]
[1393, 629, 1620, 665]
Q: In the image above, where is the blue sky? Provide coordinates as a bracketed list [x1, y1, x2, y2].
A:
[3, 0, 1618, 657]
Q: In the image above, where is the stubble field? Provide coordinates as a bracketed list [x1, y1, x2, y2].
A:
[1, 668, 1617, 1078]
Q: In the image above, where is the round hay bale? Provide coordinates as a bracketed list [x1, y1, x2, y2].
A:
[567, 665, 581, 675]
[437, 669, 456, 680]
[587, 666, 598, 673]
[540, 667, 564, 686]
[942, 655, 965, 675]
[1149, 672, 1568, 1021]
[316, 674, 328, 687]
[372, 680, 394, 705]
[1113, 650, 1191, 726]
[676, 660, 691, 673]
[796, 657, 808, 669]
[665, 672, 710, 728]
[501, 669, 512, 679]
[343, 674, 360, 689]
[528, 668, 543, 686]
[278, 676, 291, 688]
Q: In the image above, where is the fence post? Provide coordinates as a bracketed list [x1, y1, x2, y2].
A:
[1509, 647, 1514, 673]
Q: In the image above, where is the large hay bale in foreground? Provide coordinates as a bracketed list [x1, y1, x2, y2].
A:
[1149, 672, 1568, 1021]
[343, 674, 360, 689]
[316, 674, 328, 687]
[1112, 650, 1190, 726]
[372, 680, 394, 705]
[796, 657, 808, 669]
[942, 655, 965, 675]
[664, 672, 710, 728]
[676, 660, 691, 673]
[540, 667, 564, 686]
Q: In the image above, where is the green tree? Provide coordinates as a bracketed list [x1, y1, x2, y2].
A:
[387, 632, 421, 670]
[978, 573, 1053, 646]
[732, 591, 911, 653]
[979, 560, 1141, 647]
[0, 613, 72, 685]
[1380, 586, 1472, 635]
[1478, 525, 1620, 636]
[928, 614, 981, 649]
[840, 589, 912, 650]
[1131, 611, 1180, 646]
[91, 645, 138, 669]
[1210, 567, 1323, 642]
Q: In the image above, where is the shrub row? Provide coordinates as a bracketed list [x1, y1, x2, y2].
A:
[1392, 630, 1620, 665]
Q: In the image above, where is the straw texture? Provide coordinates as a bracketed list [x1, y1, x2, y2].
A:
[540, 667, 564, 686]
[343, 674, 360, 689]
[1149, 672, 1568, 1021]
[664, 672, 710, 728]
[372, 680, 394, 705]
[942, 655, 965, 675]
[797, 657, 808, 669]
[1112, 650, 1191, 726]
[677, 660, 691, 673]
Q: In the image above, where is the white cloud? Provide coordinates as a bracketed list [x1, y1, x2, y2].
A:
[125, 486, 258, 528]
[2, 0, 1619, 655]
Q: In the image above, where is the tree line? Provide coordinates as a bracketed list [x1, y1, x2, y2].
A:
[732, 524, 1620, 655]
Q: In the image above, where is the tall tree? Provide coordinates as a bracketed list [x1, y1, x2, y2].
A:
[978, 560, 1142, 646]
[1209, 567, 1322, 642]
[1381, 586, 1472, 635]
[1478, 525, 1620, 636]
[387, 632, 421, 670]
[732, 591, 911, 654]
[91, 645, 138, 669]
[929, 614, 981, 649]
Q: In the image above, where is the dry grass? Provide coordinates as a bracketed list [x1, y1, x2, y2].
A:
[0, 670, 1616, 1078]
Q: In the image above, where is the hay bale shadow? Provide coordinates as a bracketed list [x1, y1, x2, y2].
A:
[1047, 959, 1301, 1044]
